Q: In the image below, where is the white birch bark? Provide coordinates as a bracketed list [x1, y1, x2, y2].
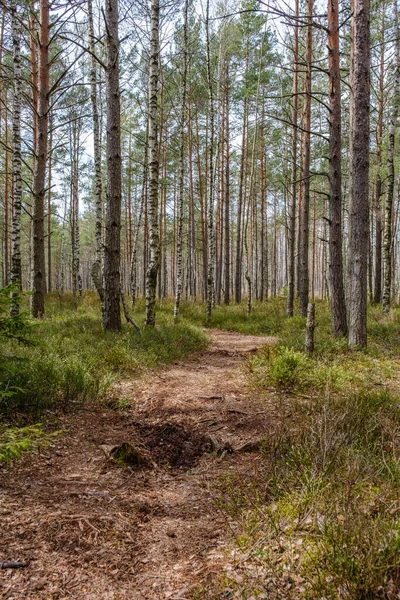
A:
[145, 0, 161, 327]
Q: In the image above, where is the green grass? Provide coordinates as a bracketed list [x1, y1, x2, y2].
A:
[211, 387, 400, 599]
[0, 292, 208, 419]
[182, 298, 400, 600]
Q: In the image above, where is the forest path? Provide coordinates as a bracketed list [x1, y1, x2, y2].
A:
[0, 330, 275, 600]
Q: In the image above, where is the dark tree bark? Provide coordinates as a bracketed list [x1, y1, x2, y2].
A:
[224, 66, 230, 306]
[102, 0, 122, 331]
[348, 0, 370, 346]
[298, 0, 313, 317]
[31, 0, 49, 318]
[373, 18, 384, 305]
[10, 0, 22, 314]
[88, 0, 104, 303]
[328, 0, 347, 335]
[382, 2, 400, 313]
[205, 0, 215, 321]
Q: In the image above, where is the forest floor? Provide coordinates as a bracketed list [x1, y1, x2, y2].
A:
[0, 329, 276, 600]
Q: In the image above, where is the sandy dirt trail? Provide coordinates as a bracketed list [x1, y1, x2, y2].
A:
[0, 330, 275, 600]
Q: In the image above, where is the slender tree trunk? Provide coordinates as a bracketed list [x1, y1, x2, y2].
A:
[328, 0, 347, 335]
[103, 0, 122, 331]
[272, 194, 277, 297]
[299, 0, 313, 317]
[4, 97, 9, 286]
[145, 0, 161, 327]
[47, 111, 52, 293]
[131, 121, 148, 305]
[287, 0, 299, 316]
[0, 10, 4, 287]
[374, 17, 384, 305]
[348, 0, 370, 346]
[70, 119, 81, 311]
[235, 98, 248, 304]
[188, 96, 197, 299]
[174, 0, 189, 319]
[205, 0, 215, 321]
[194, 112, 207, 300]
[31, 0, 49, 318]
[88, 0, 104, 303]
[10, 0, 22, 314]
[382, 3, 400, 313]
[224, 67, 230, 306]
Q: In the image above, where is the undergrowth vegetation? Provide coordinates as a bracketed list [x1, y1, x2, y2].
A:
[0, 291, 208, 420]
[187, 298, 400, 599]
[0, 424, 63, 464]
[3, 291, 400, 597]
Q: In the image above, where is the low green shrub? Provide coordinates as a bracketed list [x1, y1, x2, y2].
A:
[267, 347, 307, 389]
[213, 388, 400, 599]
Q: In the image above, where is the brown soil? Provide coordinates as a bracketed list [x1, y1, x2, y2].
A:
[0, 330, 275, 600]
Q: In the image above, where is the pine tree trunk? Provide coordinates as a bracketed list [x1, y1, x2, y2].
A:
[103, 0, 122, 331]
[287, 0, 299, 317]
[174, 0, 189, 319]
[188, 97, 197, 299]
[0, 10, 4, 287]
[373, 9, 385, 304]
[145, 0, 161, 327]
[88, 0, 104, 303]
[348, 0, 370, 346]
[205, 0, 215, 321]
[10, 0, 22, 315]
[299, 0, 313, 317]
[328, 0, 347, 335]
[47, 111, 52, 292]
[382, 3, 400, 313]
[260, 133, 268, 301]
[130, 121, 148, 306]
[235, 98, 248, 304]
[224, 67, 230, 306]
[31, 0, 49, 318]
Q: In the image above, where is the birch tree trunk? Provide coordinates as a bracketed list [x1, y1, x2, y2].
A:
[88, 0, 104, 303]
[71, 119, 80, 312]
[328, 0, 347, 335]
[382, 2, 400, 313]
[145, 0, 161, 327]
[348, 0, 370, 346]
[174, 0, 189, 320]
[103, 0, 122, 331]
[10, 0, 22, 315]
[31, 0, 49, 318]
